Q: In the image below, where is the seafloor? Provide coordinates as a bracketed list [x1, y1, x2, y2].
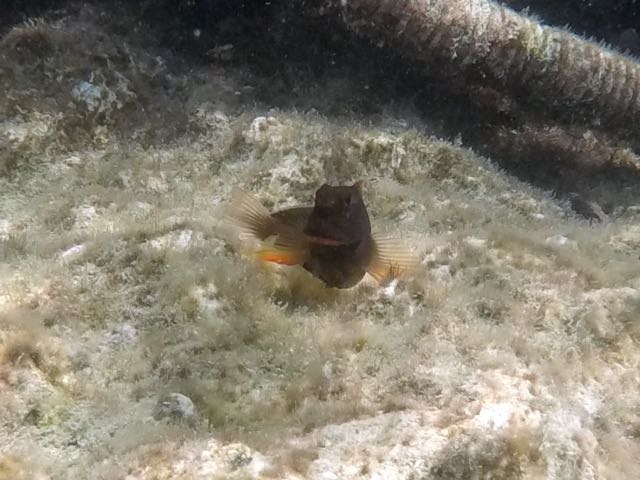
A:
[1, 2, 640, 479]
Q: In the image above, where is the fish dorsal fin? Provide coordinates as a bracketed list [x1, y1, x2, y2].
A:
[367, 232, 419, 284]
[224, 186, 277, 241]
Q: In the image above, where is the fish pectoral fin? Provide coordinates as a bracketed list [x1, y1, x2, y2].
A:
[367, 233, 419, 284]
[255, 226, 309, 266]
[255, 247, 305, 266]
[224, 186, 277, 240]
[254, 241, 307, 266]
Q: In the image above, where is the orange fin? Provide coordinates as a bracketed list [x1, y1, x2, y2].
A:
[367, 233, 419, 284]
[255, 248, 305, 266]
[224, 186, 277, 241]
[255, 224, 309, 266]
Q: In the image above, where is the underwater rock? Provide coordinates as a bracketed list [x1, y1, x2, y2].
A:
[223, 443, 253, 470]
[71, 204, 98, 230]
[429, 265, 452, 283]
[1, 17, 59, 63]
[463, 237, 487, 250]
[118, 438, 282, 479]
[71, 81, 112, 113]
[102, 323, 138, 349]
[243, 115, 282, 145]
[189, 283, 223, 315]
[145, 229, 204, 252]
[153, 392, 196, 422]
[310, 0, 640, 136]
[545, 234, 578, 249]
[2, 2, 640, 478]
[59, 244, 86, 264]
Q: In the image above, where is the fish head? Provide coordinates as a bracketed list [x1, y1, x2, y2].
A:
[303, 181, 371, 245]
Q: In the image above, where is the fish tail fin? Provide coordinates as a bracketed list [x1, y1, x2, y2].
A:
[224, 186, 277, 241]
[366, 232, 419, 285]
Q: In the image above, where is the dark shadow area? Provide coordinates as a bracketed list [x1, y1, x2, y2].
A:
[4, 0, 639, 215]
[134, 0, 639, 215]
[0, 0, 67, 30]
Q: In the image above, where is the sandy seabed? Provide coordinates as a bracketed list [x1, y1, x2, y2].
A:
[1, 4, 640, 479]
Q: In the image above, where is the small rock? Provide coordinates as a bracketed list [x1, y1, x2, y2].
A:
[60, 244, 86, 263]
[103, 323, 138, 349]
[245, 116, 268, 141]
[146, 229, 203, 252]
[267, 152, 307, 189]
[129, 201, 153, 218]
[0, 218, 12, 241]
[430, 265, 452, 282]
[244, 116, 280, 144]
[153, 393, 196, 422]
[71, 81, 104, 112]
[464, 237, 486, 250]
[72, 204, 98, 229]
[223, 443, 253, 471]
[545, 234, 577, 250]
[63, 155, 82, 166]
[146, 173, 169, 193]
[71, 80, 120, 114]
[380, 279, 398, 298]
[190, 283, 223, 314]
[213, 110, 229, 124]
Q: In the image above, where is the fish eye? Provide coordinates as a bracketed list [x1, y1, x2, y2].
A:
[347, 192, 357, 206]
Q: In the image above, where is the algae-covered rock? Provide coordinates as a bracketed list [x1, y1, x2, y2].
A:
[153, 393, 196, 423]
[1, 1, 640, 479]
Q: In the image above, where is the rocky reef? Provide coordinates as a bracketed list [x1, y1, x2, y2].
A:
[1, 1, 640, 479]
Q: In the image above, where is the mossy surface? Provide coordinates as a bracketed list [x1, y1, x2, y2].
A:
[1, 2, 640, 479]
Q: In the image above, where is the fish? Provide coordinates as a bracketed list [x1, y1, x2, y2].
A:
[224, 181, 418, 289]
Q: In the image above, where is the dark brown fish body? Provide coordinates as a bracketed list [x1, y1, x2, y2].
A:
[303, 236, 374, 288]
[304, 184, 372, 244]
[301, 183, 374, 288]
[270, 207, 313, 233]
[225, 181, 416, 289]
